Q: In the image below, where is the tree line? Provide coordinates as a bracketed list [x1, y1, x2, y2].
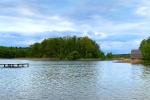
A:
[0, 46, 29, 58]
[0, 36, 113, 60]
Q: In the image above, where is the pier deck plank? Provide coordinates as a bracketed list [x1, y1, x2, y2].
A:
[0, 63, 29, 68]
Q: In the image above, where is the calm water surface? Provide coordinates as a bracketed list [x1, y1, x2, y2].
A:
[0, 59, 150, 100]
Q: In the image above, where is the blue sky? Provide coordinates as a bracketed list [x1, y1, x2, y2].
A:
[0, 0, 150, 54]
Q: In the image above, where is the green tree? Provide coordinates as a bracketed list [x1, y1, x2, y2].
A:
[140, 38, 150, 60]
[67, 51, 80, 60]
[106, 52, 113, 59]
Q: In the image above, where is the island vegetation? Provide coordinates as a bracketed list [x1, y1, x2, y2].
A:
[0, 46, 29, 58]
[30, 36, 105, 60]
[0, 36, 107, 60]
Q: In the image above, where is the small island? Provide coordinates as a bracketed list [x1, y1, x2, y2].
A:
[0, 36, 106, 60]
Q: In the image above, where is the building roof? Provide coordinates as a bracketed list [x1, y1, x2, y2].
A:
[131, 49, 143, 59]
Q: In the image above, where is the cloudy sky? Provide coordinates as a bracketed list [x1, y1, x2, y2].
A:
[0, 0, 150, 54]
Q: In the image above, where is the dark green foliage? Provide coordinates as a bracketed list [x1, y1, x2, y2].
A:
[30, 36, 104, 60]
[0, 36, 105, 60]
[106, 52, 113, 59]
[98, 51, 105, 60]
[0, 46, 29, 58]
[140, 38, 150, 61]
[67, 51, 80, 60]
[113, 54, 130, 59]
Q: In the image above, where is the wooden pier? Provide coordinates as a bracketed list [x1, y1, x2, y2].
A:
[0, 63, 29, 68]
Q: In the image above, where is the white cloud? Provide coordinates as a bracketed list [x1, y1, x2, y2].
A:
[100, 39, 143, 54]
[0, 15, 75, 35]
[94, 32, 107, 39]
[135, 6, 150, 16]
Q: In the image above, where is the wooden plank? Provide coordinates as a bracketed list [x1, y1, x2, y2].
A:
[0, 63, 29, 68]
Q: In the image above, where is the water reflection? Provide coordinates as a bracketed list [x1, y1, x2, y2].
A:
[0, 60, 150, 100]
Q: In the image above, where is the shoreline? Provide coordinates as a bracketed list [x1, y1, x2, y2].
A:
[13, 58, 103, 61]
[2, 58, 150, 65]
[115, 58, 144, 64]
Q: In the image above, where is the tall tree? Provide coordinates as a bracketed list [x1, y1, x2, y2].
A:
[140, 38, 150, 60]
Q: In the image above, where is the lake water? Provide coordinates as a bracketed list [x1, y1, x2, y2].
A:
[0, 59, 150, 100]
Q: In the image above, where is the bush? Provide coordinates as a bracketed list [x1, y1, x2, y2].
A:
[140, 38, 150, 60]
[106, 52, 113, 59]
[67, 51, 80, 60]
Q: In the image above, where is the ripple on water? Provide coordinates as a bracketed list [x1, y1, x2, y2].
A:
[0, 60, 150, 100]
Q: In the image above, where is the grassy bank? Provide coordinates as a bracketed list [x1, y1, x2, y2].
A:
[115, 58, 145, 64]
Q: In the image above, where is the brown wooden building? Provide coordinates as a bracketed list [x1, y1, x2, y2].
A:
[131, 50, 143, 62]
